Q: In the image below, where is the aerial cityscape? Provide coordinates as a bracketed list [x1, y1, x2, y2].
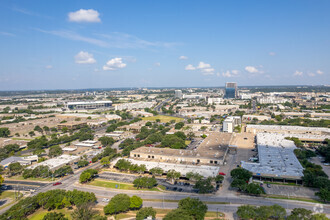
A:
[0, 0, 329, 220]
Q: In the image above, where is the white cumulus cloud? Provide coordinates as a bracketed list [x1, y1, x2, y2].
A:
[269, 52, 276, 56]
[197, 62, 211, 69]
[75, 51, 96, 64]
[103, 58, 126, 71]
[245, 66, 259, 73]
[222, 70, 239, 78]
[293, 70, 303, 76]
[45, 65, 53, 69]
[185, 64, 196, 70]
[201, 68, 215, 75]
[179, 55, 188, 60]
[316, 70, 324, 75]
[308, 72, 315, 77]
[68, 9, 101, 23]
[154, 62, 160, 67]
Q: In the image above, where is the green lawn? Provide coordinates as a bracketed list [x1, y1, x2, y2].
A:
[142, 115, 183, 123]
[29, 208, 72, 220]
[0, 191, 22, 211]
[88, 179, 160, 191]
[263, 194, 323, 204]
[7, 176, 53, 182]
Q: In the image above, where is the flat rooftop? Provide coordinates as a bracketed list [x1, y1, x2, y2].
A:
[27, 155, 79, 170]
[241, 133, 304, 179]
[112, 158, 220, 177]
[132, 132, 231, 160]
[246, 124, 330, 133]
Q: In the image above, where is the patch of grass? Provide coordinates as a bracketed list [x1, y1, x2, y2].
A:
[0, 191, 16, 200]
[185, 140, 191, 145]
[111, 209, 224, 220]
[143, 199, 229, 205]
[88, 179, 160, 191]
[0, 191, 23, 211]
[142, 115, 183, 123]
[263, 194, 323, 204]
[11, 138, 32, 141]
[28, 208, 72, 220]
[7, 176, 53, 182]
[264, 181, 300, 186]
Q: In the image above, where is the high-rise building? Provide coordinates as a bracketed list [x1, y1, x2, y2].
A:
[174, 90, 183, 99]
[224, 82, 237, 99]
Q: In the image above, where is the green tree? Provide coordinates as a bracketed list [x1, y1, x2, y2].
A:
[236, 205, 257, 219]
[129, 195, 143, 209]
[77, 160, 89, 168]
[149, 167, 163, 176]
[166, 169, 181, 184]
[0, 128, 10, 137]
[174, 122, 185, 130]
[103, 194, 130, 215]
[34, 125, 43, 133]
[288, 208, 313, 220]
[163, 209, 194, 220]
[48, 145, 63, 158]
[71, 203, 99, 220]
[100, 157, 110, 167]
[161, 134, 186, 149]
[0, 174, 4, 185]
[246, 183, 265, 195]
[8, 162, 23, 176]
[178, 197, 207, 220]
[174, 131, 187, 140]
[230, 168, 252, 181]
[187, 132, 195, 140]
[115, 159, 132, 171]
[316, 188, 330, 202]
[136, 207, 156, 220]
[79, 172, 91, 183]
[194, 177, 214, 194]
[43, 212, 68, 220]
[99, 136, 115, 147]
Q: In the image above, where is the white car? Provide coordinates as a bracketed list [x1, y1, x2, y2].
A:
[102, 198, 110, 203]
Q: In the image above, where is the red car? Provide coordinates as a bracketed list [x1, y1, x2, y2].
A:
[219, 172, 226, 176]
[53, 182, 62, 186]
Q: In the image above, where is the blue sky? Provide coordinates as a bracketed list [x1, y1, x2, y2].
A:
[0, 0, 329, 90]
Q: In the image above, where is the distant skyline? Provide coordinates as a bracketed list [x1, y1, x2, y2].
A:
[0, 0, 329, 90]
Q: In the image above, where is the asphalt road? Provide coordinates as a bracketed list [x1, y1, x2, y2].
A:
[2, 163, 330, 216]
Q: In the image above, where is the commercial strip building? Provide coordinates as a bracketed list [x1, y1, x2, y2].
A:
[223, 116, 241, 133]
[0, 155, 38, 168]
[27, 155, 80, 171]
[245, 125, 330, 143]
[241, 133, 304, 182]
[57, 121, 87, 130]
[114, 102, 155, 111]
[113, 158, 220, 177]
[66, 101, 112, 110]
[128, 133, 231, 177]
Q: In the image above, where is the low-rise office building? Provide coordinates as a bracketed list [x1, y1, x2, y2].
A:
[66, 101, 112, 110]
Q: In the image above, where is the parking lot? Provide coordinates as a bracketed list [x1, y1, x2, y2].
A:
[263, 184, 319, 199]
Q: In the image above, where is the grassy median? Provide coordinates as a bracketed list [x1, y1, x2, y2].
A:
[88, 179, 161, 191]
[142, 115, 183, 123]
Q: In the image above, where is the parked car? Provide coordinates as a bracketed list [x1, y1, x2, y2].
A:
[267, 184, 271, 188]
[53, 182, 62, 186]
[219, 172, 226, 176]
[102, 198, 110, 203]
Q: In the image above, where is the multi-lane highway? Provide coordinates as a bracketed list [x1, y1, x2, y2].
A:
[1, 162, 329, 216]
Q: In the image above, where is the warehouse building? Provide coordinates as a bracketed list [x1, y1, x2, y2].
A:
[130, 133, 231, 167]
[27, 155, 79, 171]
[241, 133, 304, 182]
[66, 101, 112, 110]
